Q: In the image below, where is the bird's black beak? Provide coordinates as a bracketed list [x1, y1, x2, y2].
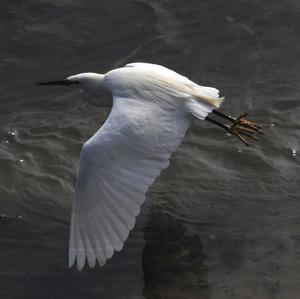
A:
[37, 79, 80, 86]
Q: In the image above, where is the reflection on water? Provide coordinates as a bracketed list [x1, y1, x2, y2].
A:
[143, 201, 210, 299]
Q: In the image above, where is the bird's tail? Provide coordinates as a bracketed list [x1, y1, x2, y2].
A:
[191, 85, 224, 108]
[186, 99, 214, 120]
[187, 86, 225, 120]
[194, 94, 225, 108]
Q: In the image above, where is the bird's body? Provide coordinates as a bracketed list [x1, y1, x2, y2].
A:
[38, 62, 262, 270]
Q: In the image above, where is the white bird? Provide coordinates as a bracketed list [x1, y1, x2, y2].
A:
[38, 62, 262, 270]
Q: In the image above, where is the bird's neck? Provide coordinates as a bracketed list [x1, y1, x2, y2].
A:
[79, 73, 112, 107]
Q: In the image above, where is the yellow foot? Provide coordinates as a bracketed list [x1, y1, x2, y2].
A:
[227, 113, 263, 146]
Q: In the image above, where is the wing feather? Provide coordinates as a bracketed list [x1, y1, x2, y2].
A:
[69, 96, 192, 270]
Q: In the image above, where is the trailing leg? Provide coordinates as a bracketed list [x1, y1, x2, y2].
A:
[205, 112, 263, 146]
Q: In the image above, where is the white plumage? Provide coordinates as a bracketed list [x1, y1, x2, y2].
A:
[41, 63, 225, 270]
[68, 63, 224, 270]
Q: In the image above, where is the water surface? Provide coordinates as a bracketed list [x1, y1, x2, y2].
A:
[0, 1, 300, 298]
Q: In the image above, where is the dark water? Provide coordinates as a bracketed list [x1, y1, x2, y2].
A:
[1, 1, 300, 298]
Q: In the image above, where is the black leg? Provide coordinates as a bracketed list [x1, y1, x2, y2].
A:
[212, 109, 236, 123]
[205, 115, 260, 146]
[205, 116, 230, 131]
[206, 109, 263, 146]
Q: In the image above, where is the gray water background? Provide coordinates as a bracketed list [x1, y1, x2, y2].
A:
[0, 0, 300, 298]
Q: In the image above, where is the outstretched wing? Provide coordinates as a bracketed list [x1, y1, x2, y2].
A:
[69, 96, 192, 270]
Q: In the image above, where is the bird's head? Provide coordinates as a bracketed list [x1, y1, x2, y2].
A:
[37, 72, 112, 106]
[38, 72, 105, 91]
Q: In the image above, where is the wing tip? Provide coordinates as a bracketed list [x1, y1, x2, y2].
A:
[69, 248, 110, 270]
[69, 248, 76, 268]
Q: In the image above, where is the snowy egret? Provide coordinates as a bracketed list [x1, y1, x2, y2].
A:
[38, 63, 262, 270]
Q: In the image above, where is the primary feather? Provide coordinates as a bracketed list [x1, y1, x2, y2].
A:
[69, 63, 224, 270]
